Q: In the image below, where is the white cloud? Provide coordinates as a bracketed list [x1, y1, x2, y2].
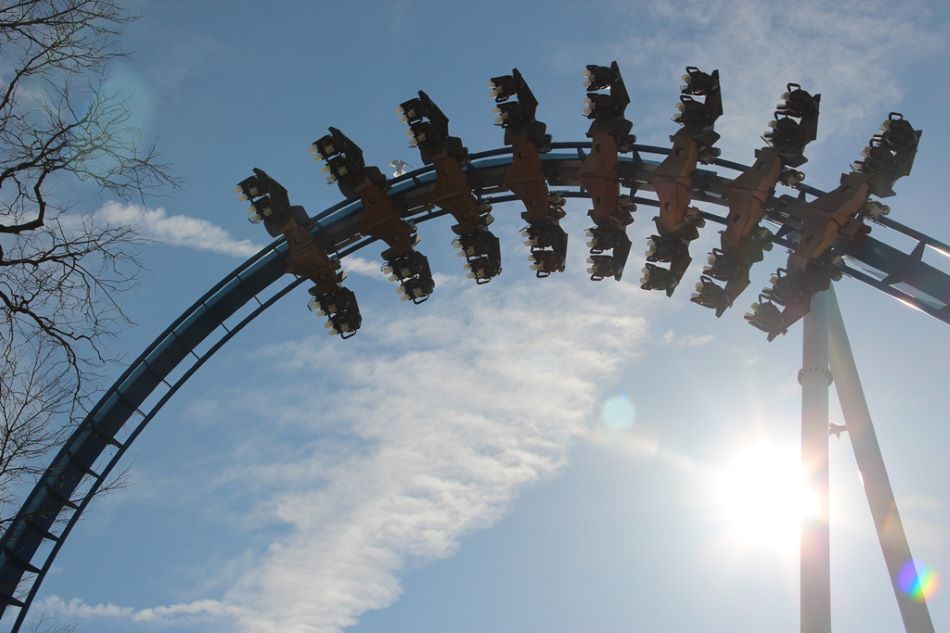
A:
[343, 254, 469, 289]
[38, 596, 132, 620]
[660, 329, 714, 348]
[93, 201, 264, 258]
[37, 595, 248, 625]
[340, 255, 388, 281]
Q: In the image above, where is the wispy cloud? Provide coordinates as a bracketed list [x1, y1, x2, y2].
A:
[340, 255, 388, 281]
[84, 210, 469, 277]
[93, 201, 264, 258]
[660, 329, 714, 348]
[344, 254, 465, 288]
[608, 0, 943, 165]
[233, 284, 646, 633]
[108, 277, 649, 633]
[37, 595, 247, 625]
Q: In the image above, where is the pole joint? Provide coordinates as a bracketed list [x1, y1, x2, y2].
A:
[798, 366, 833, 385]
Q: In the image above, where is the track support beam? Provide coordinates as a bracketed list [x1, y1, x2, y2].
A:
[827, 288, 935, 633]
[800, 289, 832, 633]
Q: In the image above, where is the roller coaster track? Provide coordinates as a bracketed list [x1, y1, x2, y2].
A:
[0, 142, 947, 631]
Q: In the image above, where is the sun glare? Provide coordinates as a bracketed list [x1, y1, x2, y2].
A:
[713, 442, 820, 554]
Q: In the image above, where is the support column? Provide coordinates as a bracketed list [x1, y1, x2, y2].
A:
[827, 288, 935, 633]
[800, 289, 832, 633]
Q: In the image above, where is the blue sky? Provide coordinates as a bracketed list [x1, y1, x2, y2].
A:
[11, 1, 950, 632]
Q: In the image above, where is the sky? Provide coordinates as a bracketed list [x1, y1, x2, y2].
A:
[7, 1, 950, 632]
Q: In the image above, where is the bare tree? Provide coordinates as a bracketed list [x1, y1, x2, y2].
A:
[27, 611, 76, 633]
[0, 0, 178, 525]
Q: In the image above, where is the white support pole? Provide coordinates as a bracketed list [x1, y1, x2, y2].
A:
[800, 290, 832, 633]
[827, 287, 935, 633]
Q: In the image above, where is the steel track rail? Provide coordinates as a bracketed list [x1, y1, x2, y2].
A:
[0, 142, 947, 631]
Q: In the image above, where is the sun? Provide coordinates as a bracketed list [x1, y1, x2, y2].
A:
[712, 441, 821, 555]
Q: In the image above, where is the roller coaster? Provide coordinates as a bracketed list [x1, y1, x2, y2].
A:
[0, 63, 946, 633]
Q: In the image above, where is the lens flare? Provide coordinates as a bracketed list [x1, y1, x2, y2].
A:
[897, 560, 939, 602]
[601, 396, 636, 430]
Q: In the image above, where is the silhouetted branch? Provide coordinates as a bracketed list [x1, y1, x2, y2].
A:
[0, 0, 176, 529]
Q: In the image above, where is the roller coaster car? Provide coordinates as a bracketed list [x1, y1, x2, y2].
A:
[490, 68, 552, 151]
[399, 90, 468, 165]
[640, 263, 680, 294]
[643, 205, 703, 297]
[673, 66, 722, 158]
[384, 249, 435, 303]
[690, 275, 730, 312]
[651, 136, 699, 228]
[586, 223, 632, 281]
[765, 262, 840, 306]
[308, 286, 362, 339]
[579, 61, 636, 203]
[453, 207, 502, 284]
[853, 113, 922, 198]
[701, 228, 773, 314]
[749, 180, 863, 336]
[748, 115, 919, 340]
[698, 83, 819, 317]
[454, 226, 502, 284]
[282, 220, 342, 282]
[400, 90, 502, 283]
[752, 260, 841, 338]
[312, 127, 411, 250]
[311, 127, 387, 199]
[529, 235, 569, 277]
[742, 112, 921, 340]
[237, 168, 298, 236]
[582, 61, 635, 150]
[721, 149, 782, 250]
[642, 233, 692, 296]
[745, 296, 786, 340]
[587, 251, 627, 281]
[787, 173, 870, 272]
[644, 66, 721, 296]
[523, 213, 568, 277]
[701, 150, 781, 313]
[578, 61, 637, 281]
[521, 199, 568, 278]
[583, 199, 636, 282]
[489, 69, 567, 278]
[765, 83, 820, 168]
[312, 127, 435, 303]
[652, 66, 722, 229]
[236, 168, 363, 337]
